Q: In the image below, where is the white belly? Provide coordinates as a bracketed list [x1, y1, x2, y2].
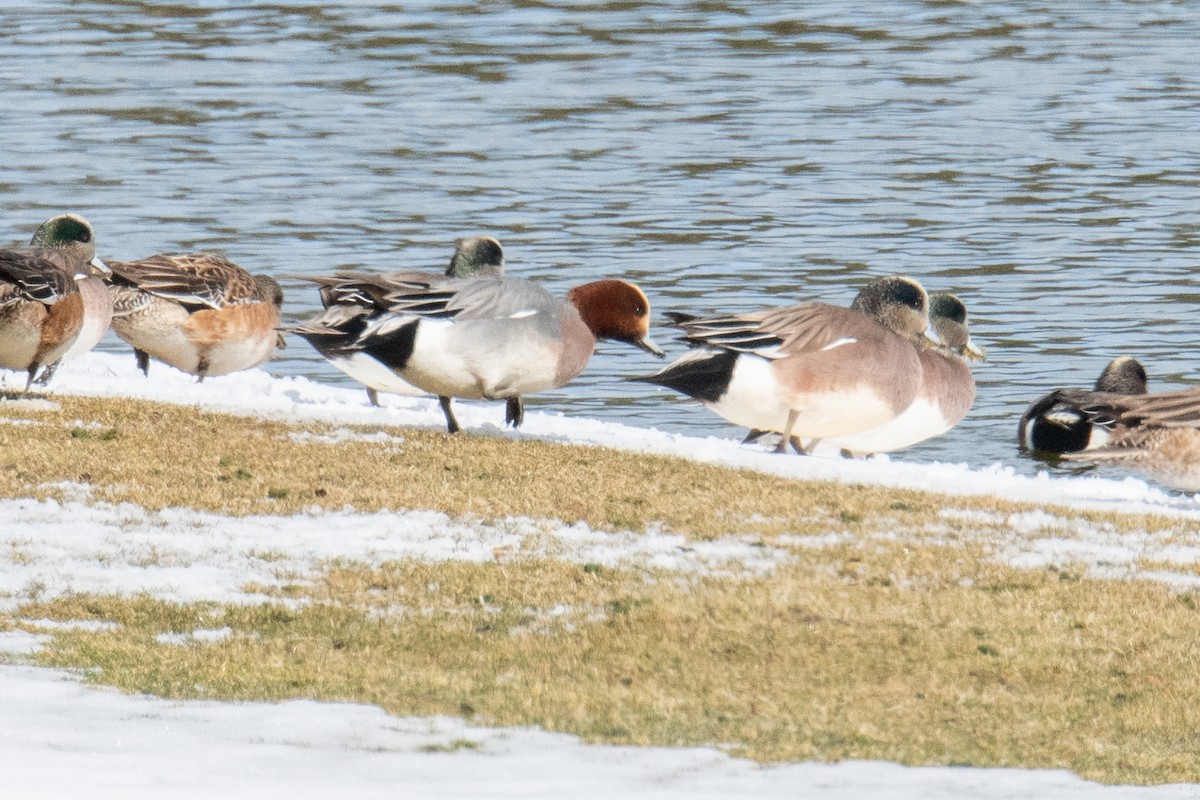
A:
[827, 397, 949, 455]
[708, 355, 895, 439]
[201, 332, 278, 376]
[330, 352, 427, 397]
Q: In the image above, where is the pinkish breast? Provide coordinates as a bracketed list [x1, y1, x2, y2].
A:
[553, 307, 597, 387]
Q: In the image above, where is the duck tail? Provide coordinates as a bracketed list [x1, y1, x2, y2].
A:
[630, 348, 738, 403]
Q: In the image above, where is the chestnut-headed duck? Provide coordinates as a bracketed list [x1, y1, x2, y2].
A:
[0, 214, 108, 390]
[305, 270, 661, 433]
[1018, 356, 1148, 455]
[107, 253, 284, 380]
[294, 235, 506, 407]
[825, 293, 984, 456]
[635, 275, 933, 454]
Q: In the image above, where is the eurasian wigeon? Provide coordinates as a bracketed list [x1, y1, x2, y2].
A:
[307, 271, 662, 433]
[1024, 379, 1200, 491]
[107, 253, 284, 380]
[293, 235, 506, 407]
[1018, 356, 1148, 455]
[635, 275, 933, 454]
[824, 293, 984, 457]
[0, 214, 108, 390]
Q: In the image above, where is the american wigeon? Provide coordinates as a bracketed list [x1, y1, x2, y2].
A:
[293, 235, 506, 407]
[445, 234, 505, 278]
[30, 216, 115, 385]
[1018, 356, 1148, 454]
[1037, 383, 1200, 491]
[1067, 427, 1200, 491]
[0, 214, 107, 390]
[634, 275, 932, 454]
[107, 253, 284, 380]
[305, 270, 662, 433]
[825, 293, 984, 456]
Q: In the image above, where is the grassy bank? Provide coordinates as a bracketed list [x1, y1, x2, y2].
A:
[4, 393, 1200, 784]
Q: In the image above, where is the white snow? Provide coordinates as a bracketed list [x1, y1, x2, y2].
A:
[0, 498, 789, 610]
[3, 352, 1199, 797]
[3, 662, 1195, 800]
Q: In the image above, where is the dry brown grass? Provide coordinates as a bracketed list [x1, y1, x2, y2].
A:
[7, 393, 1200, 785]
[1, 393, 968, 537]
[2, 393, 1191, 540]
[22, 547, 1200, 785]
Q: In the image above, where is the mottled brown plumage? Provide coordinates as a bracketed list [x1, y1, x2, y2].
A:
[0, 214, 104, 390]
[1065, 423, 1200, 492]
[108, 253, 284, 380]
[1041, 382, 1200, 491]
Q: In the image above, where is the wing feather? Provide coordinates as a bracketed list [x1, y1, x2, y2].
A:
[664, 302, 869, 359]
[108, 253, 262, 309]
[0, 250, 77, 304]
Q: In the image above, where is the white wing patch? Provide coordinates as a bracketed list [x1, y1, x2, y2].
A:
[1044, 410, 1083, 428]
[819, 337, 858, 352]
[508, 308, 539, 319]
[361, 314, 415, 339]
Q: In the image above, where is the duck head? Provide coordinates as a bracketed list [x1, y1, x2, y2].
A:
[929, 292, 986, 361]
[849, 275, 934, 345]
[1094, 356, 1147, 395]
[567, 279, 664, 357]
[446, 235, 505, 278]
[29, 213, 110, 276]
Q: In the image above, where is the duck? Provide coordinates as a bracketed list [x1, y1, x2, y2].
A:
[30, 215, 115, 385]
[1032, 383, 1200, 491]
[304, 270, 662, 433]
[822, 292, 984, 457]
[634, 275, 933, 454]
[0, 213, 109, 391]
[292, 235, 506, 407]
[107, 253, 284, 380]
[1018, 356, 1148, 454]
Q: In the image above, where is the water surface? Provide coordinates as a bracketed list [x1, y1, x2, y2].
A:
[4, 1, 1199, 478]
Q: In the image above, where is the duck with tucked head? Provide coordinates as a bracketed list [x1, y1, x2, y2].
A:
[1026, 376, 1200, 492]
[1018, 356, 1148, 455]
[293, 235, 506, 407]
[824, 292, 984, 457]
[107, 253, 284, 380]
[301, 265, 662, 433]
[634, 275, 934, 454]
[1013, 355, 1200, 491]
[0, 213, 109, 390]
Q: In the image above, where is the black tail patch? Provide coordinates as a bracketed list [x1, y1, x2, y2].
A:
[632, 350, 738, 404]
[1018, 390, 1091, 454]
[292, 314, 371, 358]
[360, 319, 420, 371]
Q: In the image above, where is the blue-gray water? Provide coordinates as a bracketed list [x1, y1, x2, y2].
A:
[4, 2, 1199, 476]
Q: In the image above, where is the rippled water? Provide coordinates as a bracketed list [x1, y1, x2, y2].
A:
[4, 1, 1200, 476]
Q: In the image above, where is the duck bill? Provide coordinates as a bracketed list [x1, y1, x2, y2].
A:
[921, 321, 940, 348]
[964, 337, 987, 361]
[90, 256, 112, 276]
[634, 335, 665, 358]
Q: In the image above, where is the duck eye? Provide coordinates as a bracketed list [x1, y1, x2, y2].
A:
[898, 285, 923, 310]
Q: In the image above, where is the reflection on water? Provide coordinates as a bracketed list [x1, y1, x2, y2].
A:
[4, 1, 1200, 476]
